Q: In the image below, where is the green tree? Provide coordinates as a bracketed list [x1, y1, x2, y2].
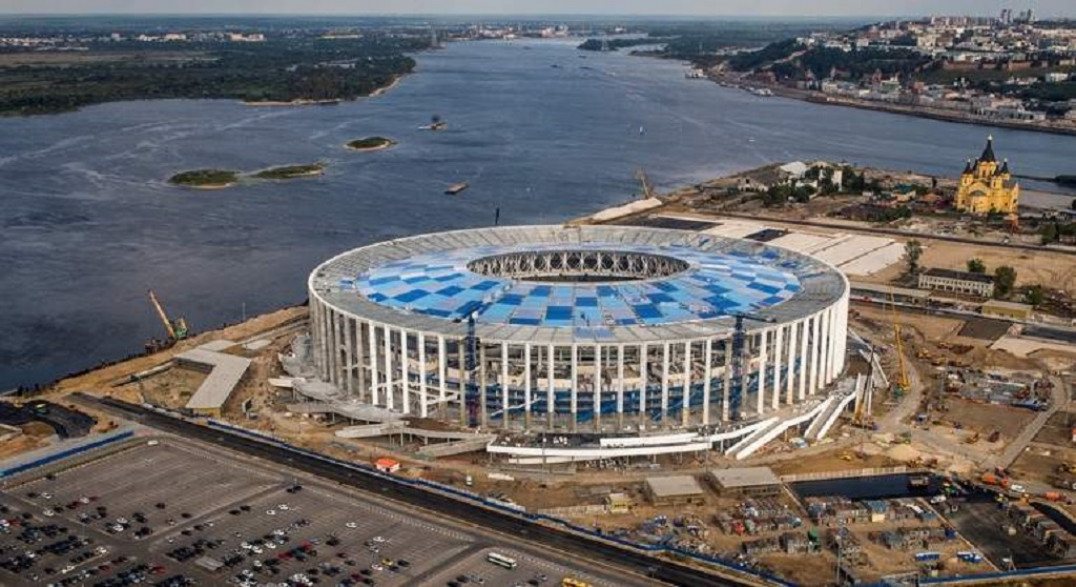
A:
[904, 240, 923, 275]
[994, 265, 1017, 298]
[1023, 285, 1045, 307]
[1042, 222, 1059, 245]
[966, 258, 986, 274]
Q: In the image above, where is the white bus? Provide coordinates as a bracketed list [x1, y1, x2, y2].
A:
[486, 552, 517, 569]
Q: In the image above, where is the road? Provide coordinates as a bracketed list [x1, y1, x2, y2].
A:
[73, 394, 780, 587]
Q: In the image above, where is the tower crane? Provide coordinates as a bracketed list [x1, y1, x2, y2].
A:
[147, 290, 189, 343]
[729, 311, 776, 420]
[888, 289, 909, 397]
[454, 289, 507, 427]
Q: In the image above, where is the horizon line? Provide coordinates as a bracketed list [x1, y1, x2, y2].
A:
[1, 12, 1071, 19]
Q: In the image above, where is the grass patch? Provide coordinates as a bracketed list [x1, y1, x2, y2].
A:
[251, 163, 325, 180]
[346, 136, 394, 150]
[168, 169, 238, 188]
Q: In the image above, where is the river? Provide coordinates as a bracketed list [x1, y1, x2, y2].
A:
[2, 38, 1075, 390]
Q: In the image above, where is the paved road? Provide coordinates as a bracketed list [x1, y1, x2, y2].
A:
[74, 394, 779, 587]
[986, 376, 1071, 471]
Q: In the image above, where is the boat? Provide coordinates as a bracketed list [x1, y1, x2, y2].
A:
[445, 182, 469, 195]
[908, 474, 930, 489]
[685, 68, 706, 79]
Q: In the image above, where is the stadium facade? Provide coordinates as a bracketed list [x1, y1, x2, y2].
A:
[308, 225, 849, 432]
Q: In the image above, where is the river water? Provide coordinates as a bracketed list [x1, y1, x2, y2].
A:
[2, 38, 1075, 390]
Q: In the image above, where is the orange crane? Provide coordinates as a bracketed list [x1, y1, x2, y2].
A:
[148, 290, 189, 342]
[889, 288, 909, 396]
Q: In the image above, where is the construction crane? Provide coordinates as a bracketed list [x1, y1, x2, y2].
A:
[888, 289, 909, 396]
[635, 168, 654, 200]
[454, 291, 507, 428]
[729, 311, 776, 420]
[148, 290, 189, 342]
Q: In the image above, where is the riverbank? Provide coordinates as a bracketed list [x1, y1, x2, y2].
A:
[711, 72, 1076, 137]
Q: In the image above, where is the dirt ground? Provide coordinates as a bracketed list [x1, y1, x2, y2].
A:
[1009, 445, 1076, 485]
[115, 368, 206, 408]
[930, 399, 1037, 443]
[0, 422, 55, 460]
[53, 305, 306, 397]
[770, 451, 899, 476]
[1035, 411, 1076, 448]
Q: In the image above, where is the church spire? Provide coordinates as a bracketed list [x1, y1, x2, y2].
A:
[963, 159, 973, 174]
[1000, 158, 1010, 175]
[979, 135, 996, 163]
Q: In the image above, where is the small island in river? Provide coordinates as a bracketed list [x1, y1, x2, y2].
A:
[346, 136, 395, 151]
[167, 169, 239, 189]
[169, 162, 325, 189]
[251, 163, 325, 180]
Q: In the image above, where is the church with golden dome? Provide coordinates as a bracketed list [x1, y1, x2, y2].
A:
[954, 136, 1020, 215]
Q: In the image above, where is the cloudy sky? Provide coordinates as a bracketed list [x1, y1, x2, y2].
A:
[0, 0, 1072, 17]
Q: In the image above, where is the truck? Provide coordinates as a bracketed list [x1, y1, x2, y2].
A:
[981, 472, 1011, 489]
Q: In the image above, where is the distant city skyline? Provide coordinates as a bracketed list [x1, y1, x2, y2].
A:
[0, 0, 1073, 18]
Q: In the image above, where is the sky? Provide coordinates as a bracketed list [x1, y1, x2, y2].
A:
[0, 0, 1072, 18]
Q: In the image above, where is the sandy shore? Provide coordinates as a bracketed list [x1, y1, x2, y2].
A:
[369, 75, 403, 98]
[243, 98, 342, 107]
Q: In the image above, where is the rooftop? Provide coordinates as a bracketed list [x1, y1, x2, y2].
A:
[921, 267, 995, 284]
[708, 467, 781, 488]
[645, 475, 704, 497]
[310, 225, 847, 345]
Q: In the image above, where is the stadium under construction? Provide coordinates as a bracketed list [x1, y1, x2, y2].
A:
[301, 225, 853, 458]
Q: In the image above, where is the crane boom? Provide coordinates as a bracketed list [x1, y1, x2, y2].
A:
[148, 290, 177, 341]
[888, 289, 909, 391]
[634, 168, 654, 200]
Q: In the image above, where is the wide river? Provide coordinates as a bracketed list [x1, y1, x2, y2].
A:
[2, 38, 1075, 390]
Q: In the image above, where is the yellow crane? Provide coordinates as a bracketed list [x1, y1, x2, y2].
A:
[888, 288, 909, 395]
[634, 168, 654, 200]
[148, 290, 189, 342]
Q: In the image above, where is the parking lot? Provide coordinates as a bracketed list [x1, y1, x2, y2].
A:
[0, 438, 625, 586]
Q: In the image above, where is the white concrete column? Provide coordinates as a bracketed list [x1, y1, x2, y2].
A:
[501, 342, 510, 428]
[369, 322, 380, 405]
[418, 333, 428, 418]
[682, 342, 692, 427]
[639, 344, 648, 423]
[756, 329, 767, 415]
[399, 329, 408, 413]
[820, 310, 831, 386]
[594, 345, 602, 428]
[570, 345, 578, 425]
[616, 345, 625, 419]
[661, 343, 670, 427]
[785, 322, 797, 405]
[798, 317, 809, 401]
[524, 344, 532, 428]
[547, 345, 555, 427]
[383, 327, 394, 410]
[343, 316, 354, 396]
[437, 336, 447, 405]
[702, 339, 713, 425]
[810, 313, 822, 395]
[772, 326, 783, 410]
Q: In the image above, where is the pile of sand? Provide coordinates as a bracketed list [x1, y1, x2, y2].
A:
[887, 444, 921, 462]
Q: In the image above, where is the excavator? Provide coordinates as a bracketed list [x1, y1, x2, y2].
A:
[145, 290, 189, 352]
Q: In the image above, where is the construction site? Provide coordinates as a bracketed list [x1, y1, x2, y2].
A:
[3, 161, 1076, 586]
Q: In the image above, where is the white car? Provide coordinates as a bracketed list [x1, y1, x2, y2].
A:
[278, 504, 289, 511]
[345, 522, 357, 529]
[1011, 484, 1026, 494]
[266, 509, 277, 516]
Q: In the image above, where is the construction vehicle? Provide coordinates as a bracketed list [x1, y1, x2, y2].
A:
[981, 472, 1011, 489]
[888, 289, 909, 397]
[635, 168, 654, 200]
[729, 312, 777, 420]
[1056, 463, 1076, 474]
[148, 290, 189, 343]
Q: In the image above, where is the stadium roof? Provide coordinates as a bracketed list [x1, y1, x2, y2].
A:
[310, 225, 847, 344]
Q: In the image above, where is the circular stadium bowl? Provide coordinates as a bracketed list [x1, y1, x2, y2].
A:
[308, 225, 849, 432]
